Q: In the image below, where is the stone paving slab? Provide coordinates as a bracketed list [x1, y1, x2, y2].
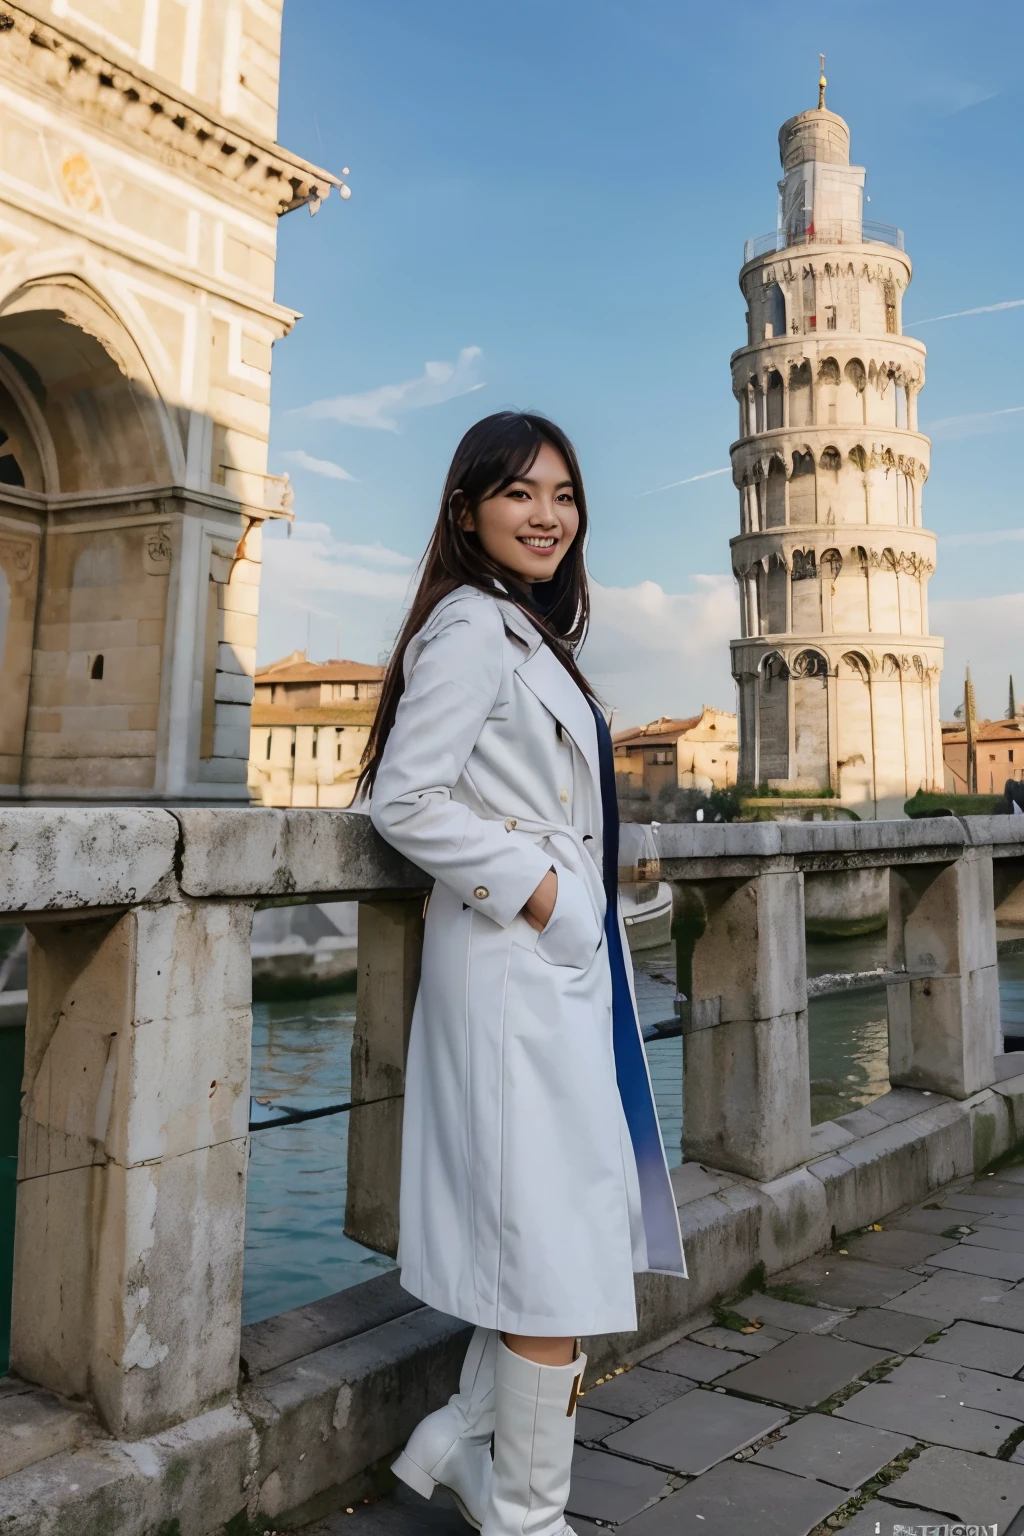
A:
[843, 1227, 958, 1267]
[731, 1293, 848, 1334]
[836, 1501, 949, 1536]
[604, 1387, 788, 1475]
[883, 1270, 1015, 1323]
[927, 1241, 1024, 1281]
[970, 1177, 1024, 1199]
[715, 1332, 889, 1409]
[581, 1364, 695, 1421]
[616, 1459, 844, 1535]
[965, 1224, 1024, 1253]
[988, 1166, 1024, 1185]
[771, 1255, 919, 1309]
[983, 1210, 1024, 1232]
[917, 1319, 1024, 1375]
[314, 1483, 471, 1533]
[832, 1307, 939, 1355]
[748, 1411, 912, 1488]
[567, 1447, 667, 1524]
[835, 1378, 1017, 1453]
[890, 1205, 970, 1236]
[574, 1405, 630, 1443]
[643, 1338, 751, 1381]
[943, 1192, 1024, 1217]
[690, 1323, 792, 1355]
[886, 1354, 1024, 1418]
[880, 1444, 1024, 1527]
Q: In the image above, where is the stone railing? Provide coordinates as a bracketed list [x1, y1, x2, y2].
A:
[2, 806, 1024, 1462]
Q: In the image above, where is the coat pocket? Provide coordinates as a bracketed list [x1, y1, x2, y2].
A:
[533, 865, 603, 970]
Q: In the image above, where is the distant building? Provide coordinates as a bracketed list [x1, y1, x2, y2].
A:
[613, 708, 738, 799]
[943, 719, 1024, 796]
[248, 652, 383, 808]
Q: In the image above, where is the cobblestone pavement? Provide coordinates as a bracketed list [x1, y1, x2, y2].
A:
[301, 1166, 1024, 1536]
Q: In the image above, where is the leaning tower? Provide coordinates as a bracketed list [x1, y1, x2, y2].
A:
[729, 71, 944, 818]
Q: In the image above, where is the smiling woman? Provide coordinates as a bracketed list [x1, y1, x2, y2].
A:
[359, 410, 684, 1532]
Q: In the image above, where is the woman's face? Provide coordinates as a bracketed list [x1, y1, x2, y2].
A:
[461, 441, 580, 583]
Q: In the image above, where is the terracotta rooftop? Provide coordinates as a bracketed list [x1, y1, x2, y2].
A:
[251, 703, 378, 728]
[256, 651, 384, 685]
[613, 714, 703, 749]
[941, 718, 1024, 744]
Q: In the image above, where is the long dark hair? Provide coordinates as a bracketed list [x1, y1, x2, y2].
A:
[359, 410, 594, 796]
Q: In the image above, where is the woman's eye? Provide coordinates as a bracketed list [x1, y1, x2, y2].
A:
[507, 488, 529, 500]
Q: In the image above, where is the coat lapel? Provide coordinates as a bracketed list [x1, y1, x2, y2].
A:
[499, 601, 603, 788]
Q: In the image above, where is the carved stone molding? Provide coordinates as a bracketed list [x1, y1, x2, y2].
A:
[0, 3, 343, 216]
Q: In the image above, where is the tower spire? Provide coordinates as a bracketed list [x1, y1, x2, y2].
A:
[818, 53, 827, 110]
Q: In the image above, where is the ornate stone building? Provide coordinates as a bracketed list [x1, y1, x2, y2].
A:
[729, 76, 943, 818]
[0, 2, 345, 802]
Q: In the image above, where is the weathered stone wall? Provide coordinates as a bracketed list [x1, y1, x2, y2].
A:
[0, 4, 339, 803]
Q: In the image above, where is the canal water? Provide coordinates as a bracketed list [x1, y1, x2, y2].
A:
[243, 935, 1024, 1326]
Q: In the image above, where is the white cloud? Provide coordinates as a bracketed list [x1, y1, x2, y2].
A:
[924, 404, 1024, 441]
[300, 347, 485, 431]
[263, 522, 416, 602]
[941, 528, 1024, 549]
[583, 574, 738, 727]
[641, 467, 731, 497]
[911, 298, 1024, 325]
[932, 591, 1024, 721]
[281, 449, 357, 481]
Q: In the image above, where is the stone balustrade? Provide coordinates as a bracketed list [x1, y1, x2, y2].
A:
[2, 805, 1023, 1470]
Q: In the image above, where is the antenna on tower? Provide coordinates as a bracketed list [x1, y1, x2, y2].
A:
[818, 53, 827, 110]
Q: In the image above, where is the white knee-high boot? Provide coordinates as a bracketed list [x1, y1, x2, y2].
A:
[480, 1340, 586, 1536]
[392, 1326, 497, 1529]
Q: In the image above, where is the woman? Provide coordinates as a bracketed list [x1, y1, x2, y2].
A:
[363, 411, 685, 1534]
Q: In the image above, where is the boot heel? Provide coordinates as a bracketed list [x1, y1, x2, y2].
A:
[392, 1449, 437, 1500]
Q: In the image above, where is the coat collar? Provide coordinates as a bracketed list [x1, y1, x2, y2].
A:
[433, 585, 603, 785]
[493, 595, 602, 788]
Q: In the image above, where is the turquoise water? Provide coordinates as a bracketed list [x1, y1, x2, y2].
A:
[243, 932, 919, 1327]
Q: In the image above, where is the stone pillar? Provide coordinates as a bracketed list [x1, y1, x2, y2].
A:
[682, 871, 810, 1179]
[345, 897, 424, 1257]
[888, 853, 1000, 1098]
[11, 899, 254, 1439]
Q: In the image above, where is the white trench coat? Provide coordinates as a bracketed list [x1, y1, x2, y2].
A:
[370, 586, 685, 1337]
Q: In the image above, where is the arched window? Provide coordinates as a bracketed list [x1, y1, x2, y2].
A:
[791, 649, 828, 678]
[766, 370, 784, 430]
[821, 548, 843, 581]
[848, 444, 868, 473]
[764, 282, 786, 339]
[819, 446, 842, 473]
[790, 449, 816, 523]
[792, 549, 818, 580]
[765, 456, 786, 527]
[789, 360, 812, 428]
[91, 654, 104, 680]
[817, 358, 840, 385]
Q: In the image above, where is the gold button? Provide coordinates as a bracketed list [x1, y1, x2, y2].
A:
[474, 886, 489, 900]
[559, 789, 569, 803]
[504, 817, 517, 831]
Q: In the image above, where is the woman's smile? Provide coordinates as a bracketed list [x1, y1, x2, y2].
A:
[460, 440, 581, 583]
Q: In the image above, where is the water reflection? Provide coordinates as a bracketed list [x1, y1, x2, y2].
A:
[243, 934, 1024, 1324]
[244, 998, 392, 1326]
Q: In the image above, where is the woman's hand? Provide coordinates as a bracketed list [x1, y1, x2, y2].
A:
[522, 868, 557, 932]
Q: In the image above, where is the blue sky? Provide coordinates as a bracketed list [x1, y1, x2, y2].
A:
[261, 0, 1024, 726]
